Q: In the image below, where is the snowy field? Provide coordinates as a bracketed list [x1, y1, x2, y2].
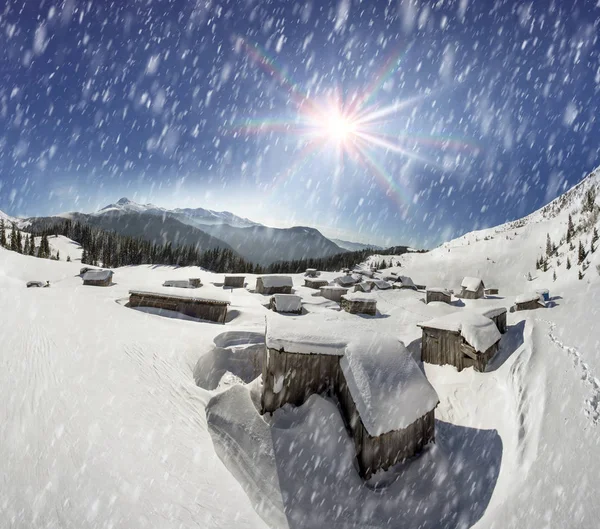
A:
[2, 176, 600, 528]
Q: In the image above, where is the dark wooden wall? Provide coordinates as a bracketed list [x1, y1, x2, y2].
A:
[516, 300, 543, 311]
[460, 284, 484, 299]
[256, 279, 292, 295]
[426, 291, 451, 304]
[304, 279, 329, 289]
[128, 292, 228, 323]
[83, 278, 112, 286]
[421, 328, 498, 372]
[340, 298, 377, 316]
[224, 276, 245, 288]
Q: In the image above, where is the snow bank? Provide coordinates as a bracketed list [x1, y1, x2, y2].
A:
[342, 292, 376, 303]
[461, 276, 484, 292]
[419, 311, 501, 352]
[266, 317, 347, 356]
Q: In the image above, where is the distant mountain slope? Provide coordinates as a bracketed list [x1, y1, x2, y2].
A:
[365, 165, 600, 294]
[200, 223, 346, 266]
[330, 238, 383, 252]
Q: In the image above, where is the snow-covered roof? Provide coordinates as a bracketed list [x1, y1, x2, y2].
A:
[418, 311, 501, 353]
[342, 292, 376, 303]
[516, 292, 545, 305]
[335, 275, 358, 286]
[398, 276, 415, 287]
[163, 279, 193, 288]
[266, 317, 438, 435]
[305, 268, 317, 273]
[129, 287, 230, 304]
[320, 285, 349, 292]
[272, 294, 302, 312]
[372, 280, 391, 290]
[258, 276, 293, 288]
[481, 307, 507, 319]
[427, 287, 451, 295]
[461, 277, 484, 292]
[82, 269, 113, 281]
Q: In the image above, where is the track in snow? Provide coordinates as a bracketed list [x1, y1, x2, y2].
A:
[546, 320, 600, 424]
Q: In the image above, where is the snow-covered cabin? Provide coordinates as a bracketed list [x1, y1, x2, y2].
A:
[128, 289, 230, 324]
[82, 269, 114, 287]
[262, 318, 439, 479]
[270, 294, 302, 314]
[515, 293, 545, 311]
[304, 268, 320, 278]
[26, 281, 48, 288]
[418, 311, 501, 372]
[354, 280, 391, 293]
[460, 277, 485, 299]
[393, 276, 418, 290]
[341, 292, 377, 316]
[426, 288, 451, 304]
[334, 274, 359, 287]
[255, 276, 293, 295]
[481, 307, 508, 334]
[224, 275, 245, 288]
[304, 278, 329, 289]
[163, 278, 202, 289]
[319, 285, 349, 303]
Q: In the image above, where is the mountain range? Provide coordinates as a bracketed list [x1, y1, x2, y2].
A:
[21, 197, 351, 265]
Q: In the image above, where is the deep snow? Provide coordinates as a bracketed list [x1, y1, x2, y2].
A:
[3, 172, 600, 528]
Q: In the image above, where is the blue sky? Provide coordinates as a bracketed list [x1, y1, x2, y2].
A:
[1, 0, 599, 247]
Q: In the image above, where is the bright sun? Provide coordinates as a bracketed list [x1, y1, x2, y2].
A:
[324, 112, 356, 142]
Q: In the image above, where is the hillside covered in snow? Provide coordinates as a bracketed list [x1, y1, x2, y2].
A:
[1, 168, 600, 528]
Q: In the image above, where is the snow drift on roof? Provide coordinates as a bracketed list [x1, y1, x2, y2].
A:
[398, 276, 415, 287]
[258, 276, 293, 288]
[461, 277, 484, 292]
[342, 292, 376, 303]
[427, 287, 451, 295]
[271, 294, 302, 312]
[129, 286, 231, 304]
[419, 311, 501, 353]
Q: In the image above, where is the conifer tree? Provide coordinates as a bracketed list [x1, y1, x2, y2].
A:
[9, 224, 18, 252]
[567, 214, 575, 243]
[24, 234, 30, 255]
[16, 230, 22, 253]
[28, 235, 36, 256]
[567, 256, 572, 270]
[553, 270, 557, 282]
[579, 269, 584, 280]
[578, 240, 586, 265]
[0, 219, 5, 247]
[546, 233, 552, 256]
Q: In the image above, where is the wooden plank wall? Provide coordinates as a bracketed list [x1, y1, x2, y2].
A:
[128, 293, 228, 323]
[340, 299, 377, 316]
[426, 291, 451, 304]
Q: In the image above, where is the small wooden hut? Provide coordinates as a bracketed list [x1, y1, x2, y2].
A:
[341, 293, 377, 316]
[82, 269, 114, 287]
[393, 276, 417, 290]
[256, 276, 293, 295]
[484, 288, 499, 296]
[334, 274, 359, 287]
[304, 278, 329, 289]
[304, 268, 319, 278]
[514, 293, 545, 311]
[270, 294, 302, 314]
[418, 311, 501, 372]
[163, 279, 201, 289]
[319, 285, 349, 303]
[426, 288, 451, 304]
[128, 290, 229, 323]
[224, 275, 245, 288]
[262, 319, 439, 479]
[481, 307, 508, 333]
[460, 277, 485, 299]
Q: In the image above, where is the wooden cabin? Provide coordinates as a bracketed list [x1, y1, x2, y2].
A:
[82, 269, 114, 287]
[460, 277, 485, 299]
[128, 290, 229, 323]
[79, 267, 93, 276]
[262, 319, 439, 479]
[304, 278, 329, 289]
[426, 288, 451, 304]
[334, 274, 359, 288]
[418, 311, 501, 372]
[270, 294, 302, 314]
[319, 285, 349, 303]
[304, 268, 319, 278]
[189, 278, 202, 288]
[224, 275, 245, 288]
[481, 307, 507, 333]
[514, 293, 545, 311]
[162, 279, 201, 289]
[256, 276, 293, 295]
[484, 288, 499, 296]
[393, 276, 418, 290]
[341, 293, 377, 316]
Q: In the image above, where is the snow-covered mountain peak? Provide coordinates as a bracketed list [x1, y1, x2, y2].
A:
[96, 197, 165, 216]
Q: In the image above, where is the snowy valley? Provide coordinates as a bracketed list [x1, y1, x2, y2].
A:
[1, 169, 600, 528]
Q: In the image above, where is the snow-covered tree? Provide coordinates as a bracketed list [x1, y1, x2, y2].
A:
[578, 240, 586, 265]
